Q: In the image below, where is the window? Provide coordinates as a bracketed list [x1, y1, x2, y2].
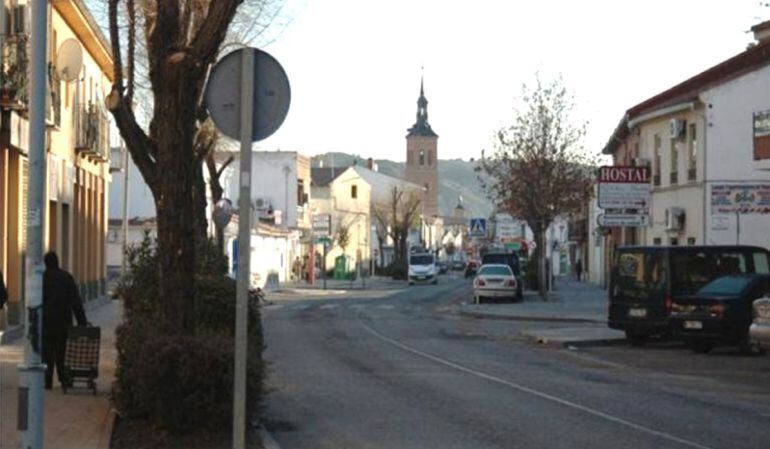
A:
[419, 149, 425, 165]
[670, 237, 678, 246]
[753, 251, 770, 273]
[351, 184, 357, 199]
[653, 237, 662, 245]
[653, 134, 661, 186]
[297, 179, 306, 205]
[427, 150, 432, 166]
[687, 237, 696, 245]
[687, 123, 697, 180]
[670, 138, 678, 184]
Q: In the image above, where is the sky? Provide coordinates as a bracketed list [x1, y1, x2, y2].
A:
[253, 0, 769, 163]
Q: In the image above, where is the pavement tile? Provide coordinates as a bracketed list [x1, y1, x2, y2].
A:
[0, 300, 121, 449]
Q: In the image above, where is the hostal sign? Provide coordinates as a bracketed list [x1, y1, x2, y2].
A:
[597, 166, 651, 210]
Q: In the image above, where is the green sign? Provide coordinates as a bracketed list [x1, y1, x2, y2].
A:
[504, 242, 521, 250]
[315, 236, 332, 246]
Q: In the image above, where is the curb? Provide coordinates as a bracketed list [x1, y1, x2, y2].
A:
[520, 332, 627, 350]
[259, 425, 281, 449]
[98, 409, 119, 449]
[457, 308, 604, 324]
[270, 288, 347, 295]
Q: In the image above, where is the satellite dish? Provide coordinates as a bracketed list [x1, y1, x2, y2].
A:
[54, 39, 84, 83]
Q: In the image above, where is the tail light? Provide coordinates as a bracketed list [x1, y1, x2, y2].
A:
[476, 279, 486, 287]
[670, 302, 684, 314]
[708, 304, 727, 318]
[664, 294, 673, 315]
[506, 279, 517, 288]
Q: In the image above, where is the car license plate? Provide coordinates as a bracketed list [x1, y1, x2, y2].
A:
[683, 320, 703, 330]
[628, 308, 647, 318]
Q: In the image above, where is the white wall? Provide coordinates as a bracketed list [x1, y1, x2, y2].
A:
[225, 151, 301, 228]
[701, 65, 770, 249]
[108, 147, 157, 219]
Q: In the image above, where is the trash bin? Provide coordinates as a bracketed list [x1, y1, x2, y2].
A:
[333, 255, 350, 280]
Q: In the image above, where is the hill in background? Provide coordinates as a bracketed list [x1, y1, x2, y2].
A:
[311, 152, 494, 219]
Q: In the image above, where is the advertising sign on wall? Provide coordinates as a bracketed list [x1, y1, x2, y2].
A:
[711, 183, 770, 214]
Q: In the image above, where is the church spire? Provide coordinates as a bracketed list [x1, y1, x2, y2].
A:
[407, 74, 438, 138]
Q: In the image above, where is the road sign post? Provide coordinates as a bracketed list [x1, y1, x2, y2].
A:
[206, 47, 290, 449]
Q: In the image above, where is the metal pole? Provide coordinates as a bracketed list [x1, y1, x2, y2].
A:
[18, 0, 48, 447]
[736, 211, 740, 245]
[121, 145, 129, 277]
[233, 48, 254, 449]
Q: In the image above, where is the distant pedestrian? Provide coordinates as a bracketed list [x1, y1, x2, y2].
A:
[42, 251, 88, 390]
[0, 270, 8, 310]
[575, 259, 583, 282]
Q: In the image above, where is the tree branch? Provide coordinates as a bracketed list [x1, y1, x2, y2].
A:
[189, 0, 243, 65]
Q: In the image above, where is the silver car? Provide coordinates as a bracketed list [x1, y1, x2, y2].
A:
[473, 264, 518, 304]
[750, 296, 770, 351]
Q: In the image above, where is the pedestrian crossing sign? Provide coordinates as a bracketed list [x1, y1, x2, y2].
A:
[469, 218, 487, 237]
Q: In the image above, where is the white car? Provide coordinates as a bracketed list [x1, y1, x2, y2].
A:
[473, 264, 518, 304]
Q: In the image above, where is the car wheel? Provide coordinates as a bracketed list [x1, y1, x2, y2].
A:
[625, 330, 649, 346]
[432, 279, 438, 285]
[692, 339, 715, 354]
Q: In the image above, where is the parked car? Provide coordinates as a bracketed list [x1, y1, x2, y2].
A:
[750, 296, 770, 351]
[473, 264, 519, 304]
[451, 260, 466, 271]
[481, 251, 523, 300]
[671, 274, 770, 353]
[464, 260, 479, 278]
[408, 253, 437, 285]
[608, 245, 770, 346]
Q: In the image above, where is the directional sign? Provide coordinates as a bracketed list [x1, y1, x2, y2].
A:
[312, 214, 332, 237]
[469, 218, 487, 237]
[597, 166, 651, 210]
[597, 213, 649, 228]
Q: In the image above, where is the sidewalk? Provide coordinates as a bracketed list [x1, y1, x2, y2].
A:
[0, 299, 121, 449]
[458, 277, 625, 347]
[273, 275, 408, 294]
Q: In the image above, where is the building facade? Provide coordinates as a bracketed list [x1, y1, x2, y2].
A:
[602, 21, 770, 261]
[1, 0, 113, 333]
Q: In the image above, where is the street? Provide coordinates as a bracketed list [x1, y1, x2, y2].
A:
[263, 276, 770, 449]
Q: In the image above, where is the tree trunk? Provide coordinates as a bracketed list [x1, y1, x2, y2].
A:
[532, 225, 547, 300]
[152, 72, 200, 336]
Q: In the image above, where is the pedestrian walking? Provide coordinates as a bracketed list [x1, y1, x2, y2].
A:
[575, 258, 583, 282]
[0, 270, 8, 310]
[42, 251, 88, 390]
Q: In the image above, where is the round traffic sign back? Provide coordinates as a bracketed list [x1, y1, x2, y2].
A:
[205, 48, 291, 142]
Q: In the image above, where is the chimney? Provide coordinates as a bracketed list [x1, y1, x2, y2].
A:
[752, 19, 770, 44]
[366, 157, 374, 170]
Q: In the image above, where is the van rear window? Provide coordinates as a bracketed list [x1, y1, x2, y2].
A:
[615, 252, 665, 297]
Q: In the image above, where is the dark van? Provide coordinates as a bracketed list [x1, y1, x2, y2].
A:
[608, 245, 770, 345]
[481, 251, 523, 300]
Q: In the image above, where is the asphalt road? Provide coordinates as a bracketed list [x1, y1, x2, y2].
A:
[262, 276, 770, 449]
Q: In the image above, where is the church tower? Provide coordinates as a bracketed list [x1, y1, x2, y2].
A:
[405, 76, 439, 217]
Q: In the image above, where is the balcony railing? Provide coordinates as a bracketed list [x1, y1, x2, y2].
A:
[0, 35, 29, 111]
[74, 102, 110, 162]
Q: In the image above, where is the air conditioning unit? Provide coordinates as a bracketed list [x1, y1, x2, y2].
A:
[668, 119, 686, 140]
[634, 157, 651, 167]
[665, 207, 685, 231]
[252, 197, 271, 210]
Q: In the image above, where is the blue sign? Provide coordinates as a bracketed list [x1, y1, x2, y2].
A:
[469, 218, 487, 237]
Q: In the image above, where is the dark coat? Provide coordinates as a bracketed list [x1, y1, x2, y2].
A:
[0, 271, 7, 309]
[43, 268, 87, 339]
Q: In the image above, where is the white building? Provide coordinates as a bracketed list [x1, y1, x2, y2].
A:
[603, 21, 770, 251]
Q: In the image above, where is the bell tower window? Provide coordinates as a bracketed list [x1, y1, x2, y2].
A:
[419, 149, 425, 165]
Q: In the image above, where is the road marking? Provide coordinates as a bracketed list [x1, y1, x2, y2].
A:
[378, 304, 395, 310]
[361, 323, 714, 449]
[320, 304, 339, 310]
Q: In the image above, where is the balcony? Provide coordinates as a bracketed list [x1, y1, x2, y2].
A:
[74, 102, 110, 162]
[0, 35, 29, 111]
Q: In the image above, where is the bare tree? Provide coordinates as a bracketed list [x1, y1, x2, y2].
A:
[335, 220, 351, 255]
[477, 75, 595, 298]
[104, 0, 287, 335]
[373, 187, 422, 279]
